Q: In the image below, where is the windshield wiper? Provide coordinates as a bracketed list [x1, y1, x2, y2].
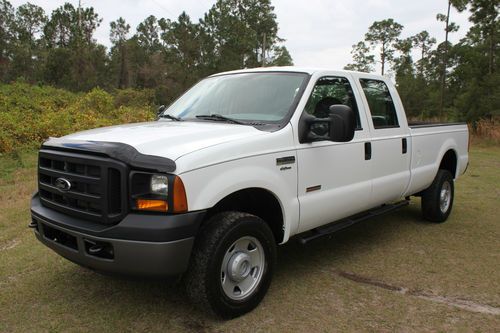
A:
[196, 114, 247, 125]
[159, 114, 182, 121]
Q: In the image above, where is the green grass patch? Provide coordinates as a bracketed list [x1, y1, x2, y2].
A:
[0, 150, 38, 181]
[0, 146, 499, 332]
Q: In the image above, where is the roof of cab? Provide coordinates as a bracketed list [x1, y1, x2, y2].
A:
[210, 66, 370, 77]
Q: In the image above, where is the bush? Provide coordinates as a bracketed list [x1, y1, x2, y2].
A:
[0, 82, 155, 153]
[471, 118, 500, 145]
[113, 88, 156, 108]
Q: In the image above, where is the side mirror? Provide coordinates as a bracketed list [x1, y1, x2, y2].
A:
[298, 105, 356, 143]
[157, 105, 166, 119]
[328, 104, 356, 142]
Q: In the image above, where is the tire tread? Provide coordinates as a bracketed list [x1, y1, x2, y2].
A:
[421, 169, 454, 223]
[184, 211, 275, 318]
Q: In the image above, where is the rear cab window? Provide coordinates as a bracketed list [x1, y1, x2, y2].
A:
[359, 79, 399, 129]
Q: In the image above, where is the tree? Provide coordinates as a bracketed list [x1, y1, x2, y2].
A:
[200, 0, 249, 71]
[9, 3, 47, 81]
[163, 12, 201, 87]
[73, 6, 101, 44]
[269, 45, 293, 66]
[131, 15, 165, 90]
[467, 0, 498, 74]
[199, 0, 282, 72]
[393, 37, 414, 78]
[344, 41, 375, 72]
[240, 0, 280, 67]
[436, 0, 468, 118]
[0, 0, 15, 80]
[0, 0, 293, 97]
[412, 31, 436, 76]
[135, 15, 160, 55]
[43, 3, 74, 48]
[15, 3, 46, 55]
[448, 0, 499, 122]
[42, 2, 105, 90]
[73, 5, 102, 90]
[391, 38, 420, 119]
[365, 19, 403, 75]
[110, 17, 130, 88]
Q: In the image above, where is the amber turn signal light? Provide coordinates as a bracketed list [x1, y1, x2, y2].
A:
[172, 176, 188, 213]
[136, 199, 168, 212]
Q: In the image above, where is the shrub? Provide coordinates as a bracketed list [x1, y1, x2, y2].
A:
[113, 88, 156, 108]
[0, 82, 155, 153]
[471, 118, 500, 145]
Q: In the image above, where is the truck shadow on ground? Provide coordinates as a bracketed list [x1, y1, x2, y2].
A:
[42, 204, 430, 328]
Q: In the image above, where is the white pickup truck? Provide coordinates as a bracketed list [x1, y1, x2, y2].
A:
[30, 67, 469, 318]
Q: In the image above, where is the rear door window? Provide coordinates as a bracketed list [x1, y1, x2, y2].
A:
[360, 79, 399, 129]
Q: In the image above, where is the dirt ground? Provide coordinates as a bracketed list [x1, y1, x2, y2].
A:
[0, 145, 499, 332]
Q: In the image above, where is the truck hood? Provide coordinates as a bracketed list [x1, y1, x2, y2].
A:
[59, 120, 266, 160]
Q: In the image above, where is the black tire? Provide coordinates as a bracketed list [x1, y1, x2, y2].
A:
[421, 169, 454, 223]
[184, 211, 276, 319]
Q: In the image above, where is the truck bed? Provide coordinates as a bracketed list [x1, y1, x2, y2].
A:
[404, 123, 469, 197]
[408, 121, 467, 128]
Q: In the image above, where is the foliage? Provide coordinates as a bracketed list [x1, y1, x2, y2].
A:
[270, 45, 293, 66]
[412, 31, 436, 76]
[344, 1, 499, 123]
[0, 0, 292, 105]
[344, 41, 375, 73]
[0, 1, 293, 153]
[0, 82, 154, 152]
[0, 0, 293, 104]
[365, 19, 404, 76]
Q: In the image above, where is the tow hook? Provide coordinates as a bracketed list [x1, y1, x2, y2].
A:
[84, 239, 114, 259]
[28, 219, 38, 229]
[88, 242, 104, 254]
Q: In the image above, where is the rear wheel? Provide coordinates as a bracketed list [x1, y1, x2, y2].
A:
[421, 170, 454, 223]
[185, 211, 276, 318]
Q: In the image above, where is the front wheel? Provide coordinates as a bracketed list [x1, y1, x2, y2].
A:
[421, 169, 454, 223]
[184, 211, 276, 318]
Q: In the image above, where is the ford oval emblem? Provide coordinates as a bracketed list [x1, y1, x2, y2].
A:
[54, 178, 72, 192]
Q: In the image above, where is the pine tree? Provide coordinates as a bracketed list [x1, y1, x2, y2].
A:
[365, 19, 404, 75]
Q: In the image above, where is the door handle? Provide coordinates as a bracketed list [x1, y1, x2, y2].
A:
[365, 142, 372, 160]
[402, 138, 407, 154]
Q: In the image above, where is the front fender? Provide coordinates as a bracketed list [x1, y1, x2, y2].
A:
[179, 153, 299, 243]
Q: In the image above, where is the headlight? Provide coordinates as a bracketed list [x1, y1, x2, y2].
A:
[151, 174, 168, 195]
[130, 172, 187, 214]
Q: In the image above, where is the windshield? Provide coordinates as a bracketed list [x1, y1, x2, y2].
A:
[163, 72, 308, 123]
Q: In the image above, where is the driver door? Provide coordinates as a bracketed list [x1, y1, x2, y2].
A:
[295, 75, 373, 233]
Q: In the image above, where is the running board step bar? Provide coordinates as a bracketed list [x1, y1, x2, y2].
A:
[298, 200, 410, 245]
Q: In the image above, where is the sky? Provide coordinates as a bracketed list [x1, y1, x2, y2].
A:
[10, 0, 473, 72]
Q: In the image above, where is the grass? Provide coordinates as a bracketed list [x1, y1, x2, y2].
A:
[0, 145, 499, 332]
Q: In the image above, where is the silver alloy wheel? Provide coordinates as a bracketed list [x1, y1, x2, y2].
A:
[220, 236, 265, 301]
[440, 181, 452, 213]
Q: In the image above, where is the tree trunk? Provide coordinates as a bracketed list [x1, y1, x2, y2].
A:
[420, 46, 425, 76]
[439, 0, 451, 120]
[119, 44, 129, 89]
[262, 33, 266, 67]
[381, 42, 386, 75]
[489, 27, 495, 74]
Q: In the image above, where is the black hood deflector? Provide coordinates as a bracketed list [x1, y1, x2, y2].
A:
[42, 138, 176, 173]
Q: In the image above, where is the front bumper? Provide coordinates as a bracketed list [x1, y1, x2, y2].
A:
[31, 194, 206, 277]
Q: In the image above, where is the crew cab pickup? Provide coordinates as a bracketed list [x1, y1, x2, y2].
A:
[30, 67, 469, 318]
